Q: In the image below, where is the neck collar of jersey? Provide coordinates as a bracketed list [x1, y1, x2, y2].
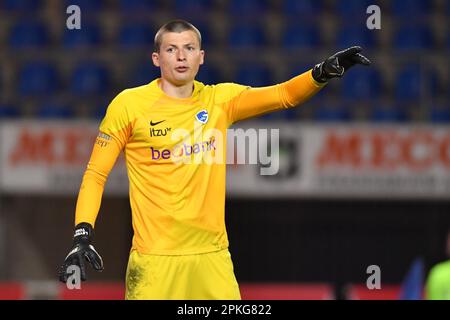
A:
[150, 78, 204, 101]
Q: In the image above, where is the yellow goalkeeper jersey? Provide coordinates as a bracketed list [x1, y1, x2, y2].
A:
[75, 71, 324, 255]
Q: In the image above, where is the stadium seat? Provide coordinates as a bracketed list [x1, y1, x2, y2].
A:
[337, 24, 376, 49]
[64, 0, 104, 11]
[196, 65, 223, 85]
[118, 0, 158, 12]
[229, 0, 269, 16]
[313, 104, 352, 122]
[127, 63, 160, 87]
[235, 64, 273, 87]
[287, 63, 317, 79]
[393, 25, 433, 50]
[279, 108, 298, 121]
[9, 20, 49, 48]
[118, 22, 154, 48]
[282, 0, 324, 17]
[391, 0, 431, 18]
[342, 67, 382, 100]
[429, 104, 450, 123]
[174, 0, 214, 15]
[18, 62, 59, 96]
[335, 0, 373, 18]
[36, 102, 74, 119]
[0, 105, 20, 118]
[395, 64, 438, 101]
[228, 24, 267, 49]
[3, 0, 41, 11]
[370, 104, 408, 123]
[63, 21, 102, 48]
[282, 22, 321, 49]
[70, 62, 110, 96]
[92, 97, 114, 119]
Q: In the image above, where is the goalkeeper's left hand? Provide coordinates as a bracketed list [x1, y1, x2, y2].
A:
[312, 46, 371, 83]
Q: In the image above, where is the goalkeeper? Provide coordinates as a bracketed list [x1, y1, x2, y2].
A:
[59, 19, 370, 299]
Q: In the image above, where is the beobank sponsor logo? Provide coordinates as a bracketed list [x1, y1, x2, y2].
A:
[316, 128, 450, 171]
[150, 136, 216, 161]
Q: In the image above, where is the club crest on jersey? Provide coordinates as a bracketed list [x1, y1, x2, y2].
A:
[195, 110, 208, 124]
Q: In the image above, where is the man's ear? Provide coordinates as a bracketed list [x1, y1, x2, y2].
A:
[152, 52, 160, 67]
[199, 50, 205, 65]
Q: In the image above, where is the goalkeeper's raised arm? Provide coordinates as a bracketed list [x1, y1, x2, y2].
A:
[223, 46, 371, 124]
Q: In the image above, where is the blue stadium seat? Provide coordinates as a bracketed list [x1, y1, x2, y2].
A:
[229, 0, 269, 15]
[0, 105, 20, 118]
[118, 0, 157, 12]
[342, 67, 382, 100]
[287, 62, 318, 78]
[94, 105, 107, 119]
[393, 25, 433, 50]
[279, 108, 298, 121]
[335, 0, 373, 18]
[235, 65, 272, 87]
[370, 104, 408, 122]
[282, 22, 321, 49]
[430, 104, 450, 123]
[18, 62, 59, 96]
[196, 65, 223, 85]
[63, 22, 102, 48]
[391, 0, 431, 18]
[337, 24, 376, 49]
[229, 24, 267, 49]
[282, 0, 324, 17]
[313, 104, 352, 122]
[3, 0, 41, 11]
[257, 109, 298, 121]
[64, 0, 104, 11]
[127, 63, 160, 87]
[118, 22, 154, 48]
[175, 0, 214, 15]
[36, 102, 74, 119]
[395, 64, 438, 101]
[93, 98, 113, 119]
[70, 62, 110, 96]
[9, 20, 49, 48]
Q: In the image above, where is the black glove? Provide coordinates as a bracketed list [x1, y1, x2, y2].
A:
[59, 222, 104, 283]
[312, 46, 371, 83]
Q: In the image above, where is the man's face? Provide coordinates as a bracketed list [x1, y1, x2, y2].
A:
[152, 30, 204, 86]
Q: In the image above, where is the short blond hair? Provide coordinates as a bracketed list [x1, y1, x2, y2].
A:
[154, 19, 202, 53]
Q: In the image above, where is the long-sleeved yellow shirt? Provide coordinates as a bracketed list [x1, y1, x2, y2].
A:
[75, 70, 325, 255]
